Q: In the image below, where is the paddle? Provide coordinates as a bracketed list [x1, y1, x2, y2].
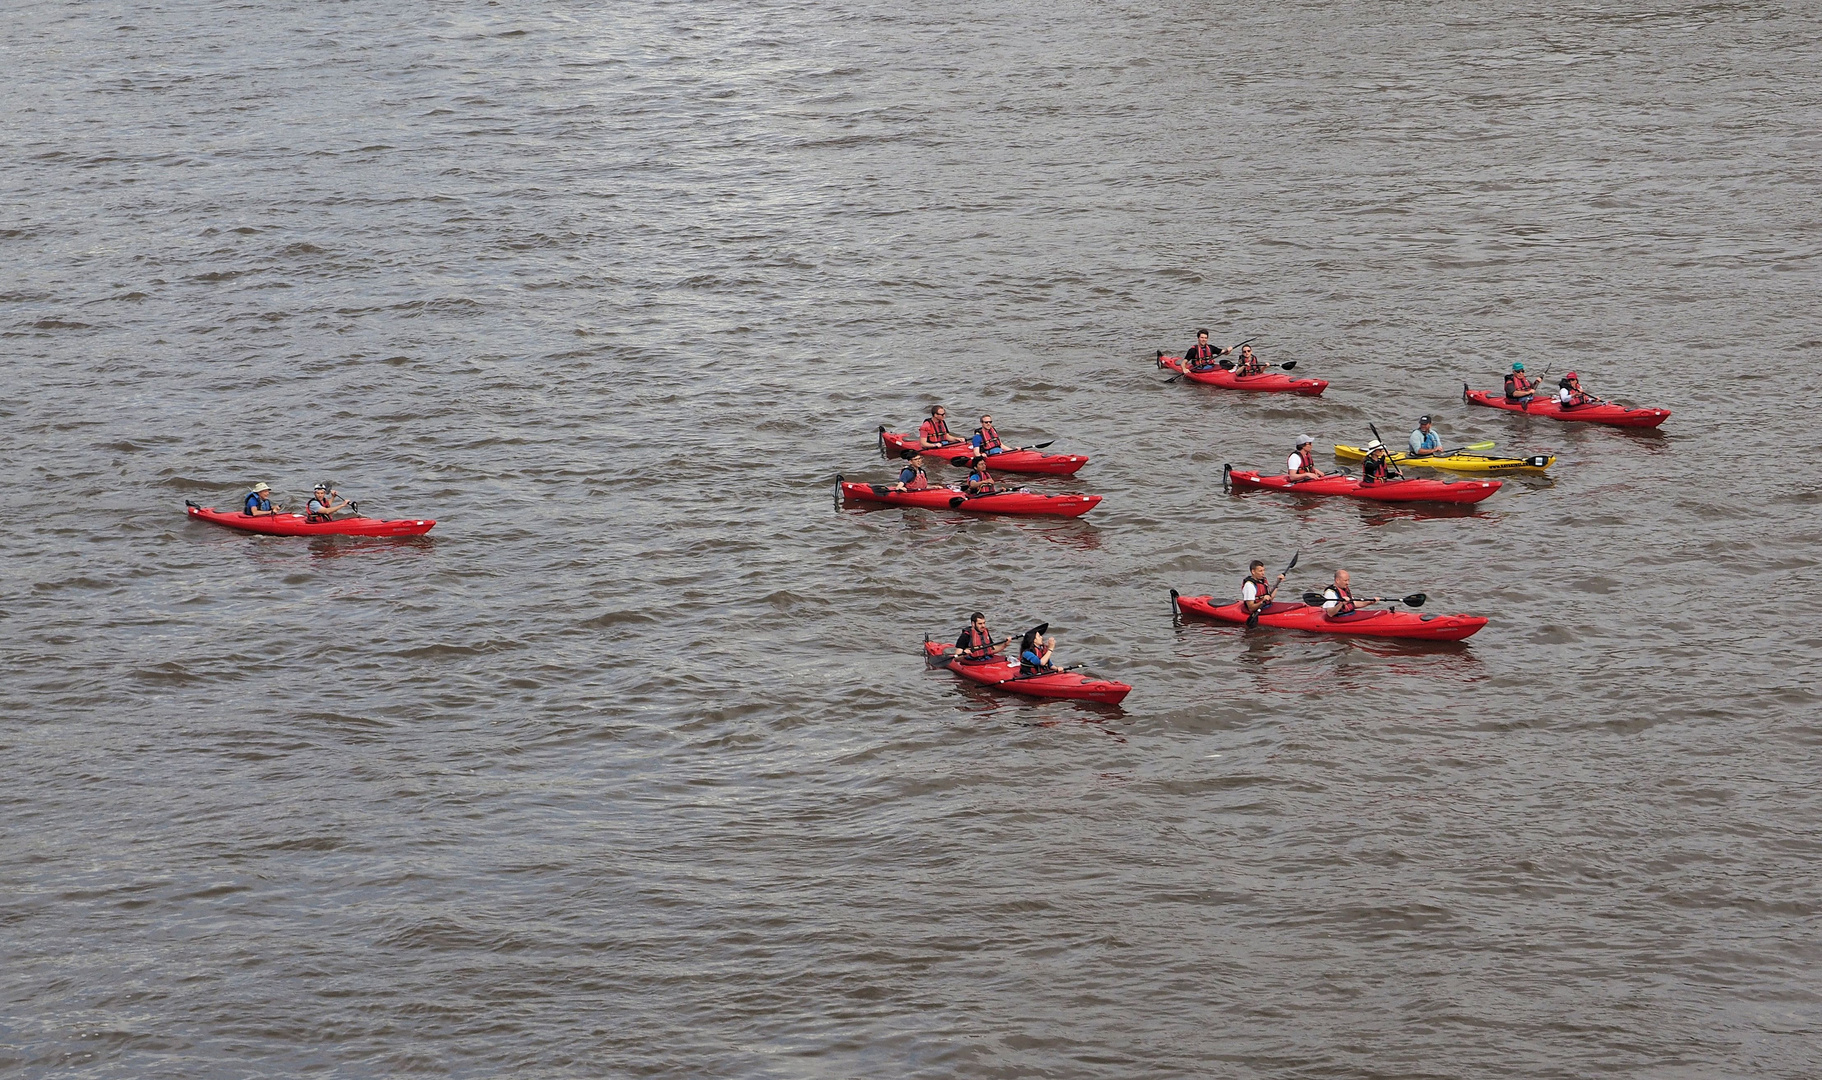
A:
[1301, 591, 1427, 608]
[1246, 550, 1299, 628]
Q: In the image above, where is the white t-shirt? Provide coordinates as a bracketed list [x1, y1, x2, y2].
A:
[1322, 586, 1345, 614]
[1557, 387, 1573, 405]
[1287, 452, 1306, 473]
[1241, 579, 1267, 603]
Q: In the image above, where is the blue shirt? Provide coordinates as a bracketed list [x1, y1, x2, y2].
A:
[244, 491, 271, 513]
[1021, 649, 1046, 667]
[1409, 427, 1441, 453]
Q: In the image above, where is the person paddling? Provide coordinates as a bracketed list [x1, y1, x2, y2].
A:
[305, 483, 350, 522]
[1018, 626, 1057, 674]
[963, 455, 1002, 496]
[1504, 362, 1538, 404]
[918, 405, 966, 447]
[1240, 560, 1285, 617]
[1407, 415, 1443, 457]
[243, 482, 280, 517]
[1322, 570, 1359, 618]
[891, 453, 929, 492]
[1556, 371, 1602, 409]
[1360, 441, 1403, 485]
[971, 414, 1005, 456]
[1232, 343, 1266, 376]
[955, 611, 1008, 663]
[1286, 435, 1327, 482]
[1183, 328, 1233, 372]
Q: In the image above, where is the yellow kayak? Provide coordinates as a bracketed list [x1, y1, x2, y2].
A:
[1333, 444, 1554, 474]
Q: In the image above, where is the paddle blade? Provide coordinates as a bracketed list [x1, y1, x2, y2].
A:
[1219, 358, 1235, 370]
[1403, 593, 1427, 608]
[1280, 360, 1297, 370]
[1283, 551, 1300, 574]
[1169, 588, 1181, 614]
[948, 497, 964, 508]
[1465, 440, 1495, 451]
[1301, 592, 1328, 606]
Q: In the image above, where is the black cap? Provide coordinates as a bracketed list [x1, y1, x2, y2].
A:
[1418, 414, 1432, 424]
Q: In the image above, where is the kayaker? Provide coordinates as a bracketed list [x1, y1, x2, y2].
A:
[1322, 570, 1359, 618]
[1018, 627, 1056, 674]
[1232, 344, 1266, 376]
[1360, 441, 1403, 485]
[305, 483, 350, 522]
[918, 405, 966, 447]
[890, 453, 929, 492]
[970, 414, 1005, 456]
[955, 612, 1007, 663]
[1240, 560, 1284, 616]
[1504, 362, 1538, 404]
[1556, 372, 1600, 409]
[242, 482, 280, 517]
[963, 455, 1002, 496]
[1285, 435, 1326, 482]
[1407, 415, 1443, 457]
[1183, 328, 1232, 372]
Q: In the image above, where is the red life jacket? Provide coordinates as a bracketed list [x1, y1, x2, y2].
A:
[898, 465, 928, 491]
[919, 415, 952, 441]
[1362, 455, 1391, 484]
[1295, 447, 1315, 473]
[975, 424, 1002, 451]
[957, 624, 994, 660]
[1240, 574, 1270, 606]
[1189, 343, 1213, 361]
[1236, 353, 1264, 375]
[1326, 586, 1356, 616]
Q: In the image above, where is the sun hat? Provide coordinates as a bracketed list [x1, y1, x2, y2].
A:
[252, 482, 271, 492]
[1366, 440, 1386, 451]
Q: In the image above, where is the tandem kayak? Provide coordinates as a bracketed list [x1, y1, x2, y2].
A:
[185, 502, 435, 537]
[1156, 354, 1327, 396]
[878, 427, 1088, 476]
[1464, 385, 1670, 428]
[838, 478, 1101, 517]
[923, 639, 1131, 705]
[1333, 444, 1554, 474]
[1223, 466, 1500, 504]
[1171, 590, 1487, 641]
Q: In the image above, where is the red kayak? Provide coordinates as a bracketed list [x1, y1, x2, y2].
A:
[923, 640, 1131, 705]
[1157, 354, 1327, 396]
[1223, 466, 1500, 504]
[1464, 386, 1670, 428]
[185, 502, 435, 538]
[1172, 591, 1486, 641]
[877, 428, 1088, 476]
[838, 478, 1100, 517]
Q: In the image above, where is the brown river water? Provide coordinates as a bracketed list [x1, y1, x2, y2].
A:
[4, 1, 1821, 1076]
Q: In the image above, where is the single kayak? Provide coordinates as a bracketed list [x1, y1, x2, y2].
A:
[838, 478, 1101, 517]
[1464, 385, 1670, 428]
[1223, 466, 1500, 504]
[923, 640, 1131, 705]
[1157, 353, 1327, 396]
[186, 502, 435, 537]
[878, 427, 1088, 476]
[1172, 590, 1487, 641]
[1333, 443, 1554, 474]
